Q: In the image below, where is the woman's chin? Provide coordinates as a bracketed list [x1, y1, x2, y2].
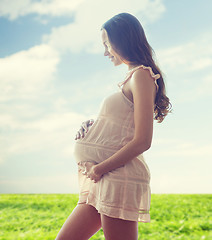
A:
[113, 61, 123, 67]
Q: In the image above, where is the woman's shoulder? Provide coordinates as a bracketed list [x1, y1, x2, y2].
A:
[130, 65, 159, 80]
[129, 65, 160, 91]
[129, 67, 154, 86]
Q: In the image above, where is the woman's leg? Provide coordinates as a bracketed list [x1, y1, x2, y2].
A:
[55, 203, 101, 240]
[101, 214, 138, 240]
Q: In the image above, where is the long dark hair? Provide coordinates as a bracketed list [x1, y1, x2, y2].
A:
[101, 13, 172, 123]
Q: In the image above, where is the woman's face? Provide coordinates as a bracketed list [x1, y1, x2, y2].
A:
[101, 29, 123, 66]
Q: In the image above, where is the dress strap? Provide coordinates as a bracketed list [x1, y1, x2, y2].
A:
[117, 65, 160, 91]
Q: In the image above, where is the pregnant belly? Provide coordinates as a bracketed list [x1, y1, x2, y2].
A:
[73, 142, 117, 164]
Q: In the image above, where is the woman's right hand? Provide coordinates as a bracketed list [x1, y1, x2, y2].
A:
[75, 119, 94, 140]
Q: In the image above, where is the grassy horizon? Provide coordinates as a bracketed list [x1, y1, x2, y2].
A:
[0, 194, 211, 239]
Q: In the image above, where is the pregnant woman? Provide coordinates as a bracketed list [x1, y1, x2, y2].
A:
[56, 12, 171, 240]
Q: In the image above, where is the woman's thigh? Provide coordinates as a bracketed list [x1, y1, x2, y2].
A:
[101, 214, 138, 240]
[55, 203, 101, 240]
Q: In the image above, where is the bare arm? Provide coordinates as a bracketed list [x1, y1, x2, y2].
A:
[94, 69, 156, 177]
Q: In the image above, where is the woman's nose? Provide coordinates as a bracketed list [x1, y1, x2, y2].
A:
[104, 50, 109, 56]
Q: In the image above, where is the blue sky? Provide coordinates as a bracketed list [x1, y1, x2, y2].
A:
[0, 0, 211, 194]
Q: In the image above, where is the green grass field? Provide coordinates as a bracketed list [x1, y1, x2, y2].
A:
[0, 194, 211, 240]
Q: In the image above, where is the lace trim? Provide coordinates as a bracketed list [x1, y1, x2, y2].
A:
[118, 65, 160, 91]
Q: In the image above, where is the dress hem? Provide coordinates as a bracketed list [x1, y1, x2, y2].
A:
[77, 192, 151, 223]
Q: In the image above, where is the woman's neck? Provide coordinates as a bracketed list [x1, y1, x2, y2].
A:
[127, 64, 142, 71]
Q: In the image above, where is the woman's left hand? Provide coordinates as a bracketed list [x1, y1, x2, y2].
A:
[83, 162, 102, 183]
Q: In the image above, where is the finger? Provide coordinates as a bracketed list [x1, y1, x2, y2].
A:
[85, 162, 94, 167]
[93, 178, 98, 183]
[89, 119, 94, 126]
[75, 131, 81, 139]
[75, 131, 80, 139]
[82, 122, 88, 132]
[86, 174, 90, 179]
[79, 127, 85, 138]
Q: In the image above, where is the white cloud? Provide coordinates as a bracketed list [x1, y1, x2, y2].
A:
[43, 0, 165, 54]
[29, 0, 85, 16]
[0, 44, 59, 101]
[0, 0, 30, 20]
[0, 0, 86, 20]
[0, 0, 165, 22]
[155, 32, 212, 103]
[145, 137, 212, 159]
[144, 137, 212, 194]
[136, 0, 166, 23]
[157, 32, 212, 72]
[23, 112, 84, 132]
[196, 73, 212, 96]
[0, 111, 87, 163]
[159, 142, 212, 158]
